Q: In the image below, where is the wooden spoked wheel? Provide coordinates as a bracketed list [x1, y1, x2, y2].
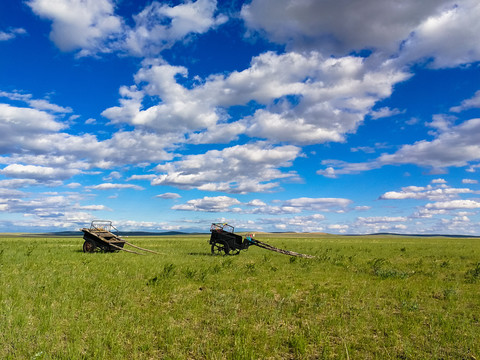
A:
[211, 241, 229, 255]
[83, 240, 97, 253]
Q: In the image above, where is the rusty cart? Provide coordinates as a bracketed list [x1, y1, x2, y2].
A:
[81, 220, 159, 255]
[209, 222, 314, 258]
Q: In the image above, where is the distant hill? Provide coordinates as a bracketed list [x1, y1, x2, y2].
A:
[8, 230, 479, 238]
[367, 232, 480, 238]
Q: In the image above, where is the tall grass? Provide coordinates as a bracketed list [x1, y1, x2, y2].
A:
[0, 234, 479, 359]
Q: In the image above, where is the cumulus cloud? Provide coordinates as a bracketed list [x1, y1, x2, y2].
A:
[0, 102, 180, 181]
[242, 0, 453, 55]
[28, 0, 122, 54]
[425, 199, 480, 210]
[104, 51, 409, 145]
[378, 118, 480, 169]
[450, 90, 480, 113]
[318, 118, 480, 176]
[258, 214, 326, 232]
[398, 0, 480, 68]
[0, 164, 80, 180]
[380, 184, 474, 201]
[354, 216, 409, 233]
[151, 142, 301, 193]
[0, 103, 65, 153]
[281, 197, 352, 213]
[170, 195, 352, 216]
[243, 0, 480, 69]
[0, 189, 103, 227]
[28, 0, 226, 57]
[172, 196, 240, 212]
[123, 0, 227, 56]
[358, 216, 407, 224]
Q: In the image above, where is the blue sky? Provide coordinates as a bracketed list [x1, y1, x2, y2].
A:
[1, 0, 480, 234]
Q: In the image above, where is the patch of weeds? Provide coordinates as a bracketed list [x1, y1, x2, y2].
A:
[183, 267, 197, 279]
[221, 257, 233, 268]
[146, 263, 176, 285]
[210, 264, 221, 274]
[400, 300, 419, 311]
[415, 258, 424, 267]
[289, 256, 297, 264]
[245, 262, 256, 274]
[146, 276, 160, 286]
[400, 247, 406, 252]
[25, 244, 38, 257]
[440, 260, 450, 268]
[270, 266, 278, 272]
[197, 269, 207, 282]
[442, 288, 457, 300]
[464, 262, 480, 283]
[162, 263, 176, 278]
[370, 258, 410, 279]
[316, 248, 332, 262]
[288, 334, 307, 356]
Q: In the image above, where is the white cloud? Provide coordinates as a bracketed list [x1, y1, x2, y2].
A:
[462, 179, 478, 184]
[85, 183, 144, 190]
[281, 197, 352, 212]
[172, 196, 240, 212]
[102, 171, 121, 181]
[77, 204, 109, 211]
[28, 0, 122, 54]
[124, 0, 226, 56]
[247, 199, 267, 207]
[0, 104, 64, 151]
[0, 164, 80, 180]
[242, 0, 480, 69]
[358, 216, 408, 224]
[0, 91, 72, 114]
[156, 192, 181, 199]
[243, 0, 455, 54]
[104, 51, 409, 145]
[378, 118, 480, 169]
[425, 199, 480, 210]
[257, 214, 326, 232]
[151, 142, 301, 193]
[328, 224, 349, 233]
[354, 216, 409, 233]
[370, 107, 405, 120]
[28, 99, 73, 113]
[28, 0, 226, 57]
[398, 0, 480, 68]
[0, 28, 26, 41]
[318, 117, 480, 176]
[450, 90, 480, 113]
[380, 184, 474, 201]
[426, 114, 456, 133]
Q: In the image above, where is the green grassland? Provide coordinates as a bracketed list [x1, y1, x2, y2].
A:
[0, 233, 479, 359]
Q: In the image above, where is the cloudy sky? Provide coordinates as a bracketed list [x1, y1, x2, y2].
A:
[1, 0, 480, 234]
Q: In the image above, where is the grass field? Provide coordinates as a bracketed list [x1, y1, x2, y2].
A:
[0, 233, 479, 359]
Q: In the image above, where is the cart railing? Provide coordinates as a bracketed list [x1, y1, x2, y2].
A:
[89, 220, 119, 234]
[210, 223, 234, 234]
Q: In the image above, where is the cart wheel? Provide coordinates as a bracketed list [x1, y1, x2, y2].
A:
[211, 241, 229, 255]
[83, 240, 97, 253]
